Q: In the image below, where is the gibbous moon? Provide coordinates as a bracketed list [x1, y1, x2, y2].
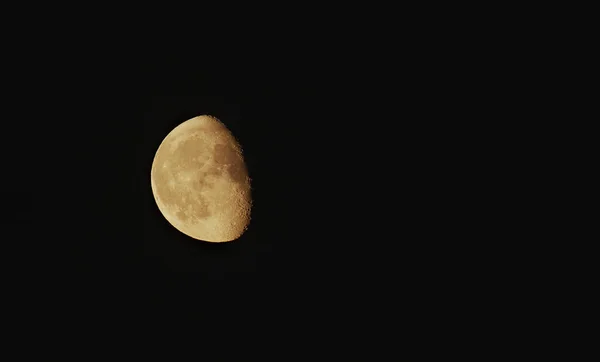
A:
[150, 115, 251, 242]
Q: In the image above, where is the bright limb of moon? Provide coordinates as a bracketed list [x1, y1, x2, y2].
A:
[150, 115, 251, 242]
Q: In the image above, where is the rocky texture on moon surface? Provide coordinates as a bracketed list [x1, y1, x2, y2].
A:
[150, 115, 251, 242]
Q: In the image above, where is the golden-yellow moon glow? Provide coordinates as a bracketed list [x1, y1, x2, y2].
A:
[150, 115, 251, 242]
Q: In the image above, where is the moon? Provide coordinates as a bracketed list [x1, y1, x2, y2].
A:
[150, 115, 251, 242]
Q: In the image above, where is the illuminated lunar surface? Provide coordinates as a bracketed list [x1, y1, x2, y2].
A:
[150, 115, 251, 242]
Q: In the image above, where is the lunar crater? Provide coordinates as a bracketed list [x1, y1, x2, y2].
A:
[213, 143, 238, 164]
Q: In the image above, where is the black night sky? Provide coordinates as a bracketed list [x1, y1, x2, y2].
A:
[2, 67, 374, 323]
[0, 10, 535, 353]
[1, 53, 482, 340]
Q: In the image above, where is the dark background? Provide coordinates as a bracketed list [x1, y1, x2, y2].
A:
[0, 40, 517, 341]
[1, 65, 393, 325]
[1, 71, 451, 333]
[0, 8, 553, 353]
